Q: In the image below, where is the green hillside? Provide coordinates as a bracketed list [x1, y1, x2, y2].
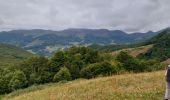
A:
[0, 43, 34, 67]
[3, 70, 165, 100]
[138, 28, 170, 61]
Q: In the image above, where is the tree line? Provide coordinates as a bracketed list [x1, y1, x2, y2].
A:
[0, 46, 165, 94]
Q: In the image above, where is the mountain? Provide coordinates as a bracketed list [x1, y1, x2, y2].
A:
[138, 28, 170, 61]
[3, 71, 164, 100]
[145, 28, 170, 44]
[0, 29, 157, 56]
[0, 43, 34, 67]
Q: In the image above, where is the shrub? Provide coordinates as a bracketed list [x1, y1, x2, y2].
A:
[116, 51, 165, 73]
[18, 56, 50, 85]
[116, 51, 145, 72]
[0, 68, 14, 94]
[9, 70, 27, 91]
[110, 61, 125, 74]
[143, 59, 166, 72]
[53, 67, 71, 82]
[29, 71, 52, 85]
[80, 62, 115, 79]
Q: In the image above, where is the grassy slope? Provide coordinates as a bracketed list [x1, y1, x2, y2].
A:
[4, 70, 166, 100]
[0, 43, 34, 67]
[112, 45, 153, 57]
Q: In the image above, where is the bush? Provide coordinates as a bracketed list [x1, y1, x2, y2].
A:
[80, 62, 115, 79]
[116, 51, 146, 72]
[142, 59, 166, 72]
[110, 61, 125, 74]
[116, 51, 165, 73]
[53, 67, 71, 82]
[0, 68, 14, 94]
[18, 56, 50, 85]
[29, 71, 52, 85]
[9, 70, 27, 91]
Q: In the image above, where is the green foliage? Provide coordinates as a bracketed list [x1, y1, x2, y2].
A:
[80, 62, 115, 79]
[100, 53, 114, 61]
[0, 46, 164, 95]
[110, 61, 125, 74]
[116, 51, 145, 72]
[50, 46, 103, 79]
[9, 70, 27, 91]
[53, 67, 71, 82]
[0, 68, 28, 94]
[141, 59, 165, 72]
[49, 51, 66, 74]
[18, 56, 51, 84]
[116, 51, 165, 72]
[0, 68, 14, 94]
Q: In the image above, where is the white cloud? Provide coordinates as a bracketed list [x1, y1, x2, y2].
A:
[0, 0, 170, 32]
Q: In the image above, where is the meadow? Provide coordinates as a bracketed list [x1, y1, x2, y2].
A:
[3, 70, 166, 100]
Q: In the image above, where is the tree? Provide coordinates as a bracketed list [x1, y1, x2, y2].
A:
[64, 46, 103, 79]
[116, 51, 145, 72]
[49, 51, 66, 74]
[53, 67, 71, 82]
[9, 70, 27, 91]
[18, 56, 50, 84]
[65, 53, 84, 79]
[0, 68, 14, 94]
[80, 62, 115, 79]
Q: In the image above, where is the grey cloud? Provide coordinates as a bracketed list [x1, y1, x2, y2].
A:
[0, 0, 170, 32]
[0, 18, 4, 25]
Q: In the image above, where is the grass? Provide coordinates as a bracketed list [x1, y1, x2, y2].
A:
[112, 45, 153, 57]
[0, 95, 4, 100]
[3, 70, 166, 100]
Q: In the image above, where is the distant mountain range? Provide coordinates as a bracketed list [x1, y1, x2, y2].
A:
[0, 29, 158, 56]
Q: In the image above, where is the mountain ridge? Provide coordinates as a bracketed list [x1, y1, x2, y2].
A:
[0, 29, 158, 56]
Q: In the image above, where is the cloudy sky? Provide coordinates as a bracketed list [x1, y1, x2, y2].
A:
[0, 0, 170, 32]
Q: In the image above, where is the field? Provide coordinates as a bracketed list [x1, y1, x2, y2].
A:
[112, 45, 153, 57]
[3, 70, 166, 100]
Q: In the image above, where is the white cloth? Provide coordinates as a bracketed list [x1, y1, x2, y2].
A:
[165, 82, 170, 99]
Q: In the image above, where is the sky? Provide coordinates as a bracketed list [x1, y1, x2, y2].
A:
[0, 0, 170, 32]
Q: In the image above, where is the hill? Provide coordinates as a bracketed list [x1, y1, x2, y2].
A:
[3, 70, 165, 100]
[0, 43, 34, 67]
[138, 28, 170, 61]
[111, 45, 153, 57]
[0, 29, 157, 56]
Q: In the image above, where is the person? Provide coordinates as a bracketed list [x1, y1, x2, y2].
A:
[165, 65, 170, 100]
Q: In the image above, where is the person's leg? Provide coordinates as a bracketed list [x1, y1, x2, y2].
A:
[165, 88, 169, 99]
[165, 82, 170, 100]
